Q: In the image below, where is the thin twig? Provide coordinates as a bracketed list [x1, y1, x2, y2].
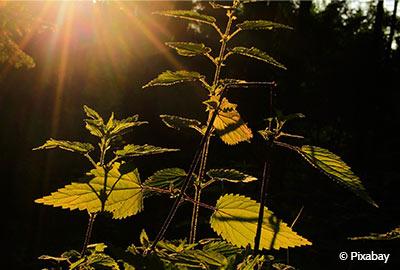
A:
[287, 206, 305, 264]
[84, 153, 97, 168]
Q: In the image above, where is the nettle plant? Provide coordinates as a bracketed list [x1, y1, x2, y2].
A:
[35, 1, 377, 269]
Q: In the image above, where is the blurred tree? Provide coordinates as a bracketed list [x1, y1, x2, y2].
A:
[0, 3, 47, 69]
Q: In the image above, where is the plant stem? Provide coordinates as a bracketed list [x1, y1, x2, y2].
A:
[189, 136, 210, 243]
[254, 85, 275, 253]
[81, 213, 96, 256]
[81, 137, 108, 255]
[188, 7, 236, 243]
[149, 93, 225, 252]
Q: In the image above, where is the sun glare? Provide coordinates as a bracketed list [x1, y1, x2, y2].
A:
[1, 0, 183, 137]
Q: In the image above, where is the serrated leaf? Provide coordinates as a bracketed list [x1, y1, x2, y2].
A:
[207, 169, 257, 183]
[237, 20, 293, 31]
[230, 47, 286, 70]
[144, 168, 187, 190]
[297, 145, 378, 207]
[115, 144, 179, 157]
[143, 70, 205, 88]
[107, 115, 148, 137]
[154, 10, 216, 24]
[348, 226, 400, 241]
[33, 139, 94, 154]
[160, 114, 204, 134]
[208, 97, 253, 145]
[210, 194, 312, 250]
[84, 105, 103, 122]
[202, 240, 241, 257]
[166, 42, 211, 57]
[35, 163, 143, 219]
[156, 242, 229, 269]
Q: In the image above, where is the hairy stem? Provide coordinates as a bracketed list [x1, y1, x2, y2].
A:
[149, 1, 240, 252]
[189, 135, 210, 243]
[188, 7, 237, 243]
[81, 213, 97, 256]
[149, 94, 225, 252]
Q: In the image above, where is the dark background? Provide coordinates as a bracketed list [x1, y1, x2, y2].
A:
[1, 1, 399, 269]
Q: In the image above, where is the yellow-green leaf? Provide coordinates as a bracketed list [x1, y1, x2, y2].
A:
[229, 47, 286, 70]
[207, 169, 257, 183]
[166, 42, 211, 57]
[143, 70, 205, 88]
[298, 145, 378, 207]
[207, 97, 253, 145]
[144, 168, 187, 190]
[35, 163, 143, 219]
[115, 144, 179, 158]
[237, 20, 293, 31]
[210, 194, 312, 250]
[160, 114, 204, 135]
[153, 10, 216, 24]
[33, 139, 94, 154]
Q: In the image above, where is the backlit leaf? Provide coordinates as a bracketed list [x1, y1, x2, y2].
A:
[144, 168, 187, 190]
[153, 10, 216, 24]
[115, 144, 179, 158]
[237, 20, 293, 31]
[160, 114, 204, 134]
[207, 97, 253, 145]
[35, 163, 143, 219]
[297, 145, 378, 207]
[202, 240, 241, 257]
[210, 194, 312, 250]
[207, 169, 257, 183]
[143, 70, 205, 88]
[33, 139, 94, 154]
[230, 47, 286, 70]
[84, 105, 103, 122]
[166, 42, 211, 57]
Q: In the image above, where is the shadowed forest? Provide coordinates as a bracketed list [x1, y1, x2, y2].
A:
[1, 0, 399, 269]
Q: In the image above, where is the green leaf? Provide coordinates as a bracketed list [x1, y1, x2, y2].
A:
[144, 168, 187, 190]
[210, 194, 312, 250]
[33, 139, 94, 154]
[160, 114, 204, 134]
[166, 42, 211, 57]
[35, 163, 143, 219]
[236, 20, 293, 31]
[84, 105, 103, 122]
[84, 105, 105, 137]
[230, 47, 286, 70]
[297, 145, 378, 207]
[272, 263, 296, 270]
[207, 97, 253, 145]
[115, 144, 179, 158]
[153, 10, 216, 24]
[202, 240, 241, 257]
[348, 226, 400, 241]
[143, 70, 205, 88]
[107, 115, 148, 137]
[237, 255, 266, 270]
[156, 242, 229, 269]
[207, 169, 257, 183]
